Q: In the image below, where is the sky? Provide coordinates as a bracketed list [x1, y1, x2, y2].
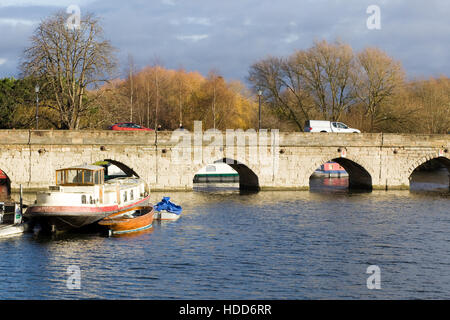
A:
[0, 0, 449, 83]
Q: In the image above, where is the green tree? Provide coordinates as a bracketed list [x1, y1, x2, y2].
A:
[0, 78, 17, 128]
[0, 77, 45, 129]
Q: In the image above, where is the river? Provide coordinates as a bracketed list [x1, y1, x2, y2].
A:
[0, 171, 449, 299]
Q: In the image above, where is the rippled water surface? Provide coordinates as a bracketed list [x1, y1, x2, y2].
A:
[0, 175, 449, 299]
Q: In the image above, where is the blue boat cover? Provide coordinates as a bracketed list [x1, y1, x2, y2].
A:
[154, 197, 182, 215]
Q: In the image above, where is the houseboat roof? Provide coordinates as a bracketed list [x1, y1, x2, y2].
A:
[57, 164, 104, 171]
[195, 162, 239, 175]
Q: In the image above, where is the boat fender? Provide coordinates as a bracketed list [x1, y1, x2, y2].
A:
[14, 204, 22, 225]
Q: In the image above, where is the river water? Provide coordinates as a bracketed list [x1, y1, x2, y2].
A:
[0, 172, 449, 299]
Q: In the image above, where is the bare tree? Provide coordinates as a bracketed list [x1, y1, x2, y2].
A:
[127, 54, 136, 123]
[248, 41, 357, 130]
[21, 11, 117, 129]
[355, 47, 405, 131]
[248, 56, 310, 130]
[295, 40, 357, 121]
[410, 76, 450, 134]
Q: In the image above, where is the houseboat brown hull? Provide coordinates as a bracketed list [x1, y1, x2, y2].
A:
[98, 206, 154, 235]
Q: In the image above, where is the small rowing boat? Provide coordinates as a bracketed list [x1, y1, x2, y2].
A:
[0, 201, 28, 238]
[154, 197, 182, 221]
[0, 224, 26, 237]
[98, 206, 154, 236]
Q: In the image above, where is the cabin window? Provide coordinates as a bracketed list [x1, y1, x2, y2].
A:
[57, 171, 64, 185]
[56, 168, 104, 186]
[84, 170, 93, 184]
[130, 189, 134, 200]
[67, 170, 83, 184]
[76, 170, 83, 183]
[56, 170, 67, 185]
[206, 165, 216, 172]
[81, 195, 87, 204]
[123, 191, 127, 203]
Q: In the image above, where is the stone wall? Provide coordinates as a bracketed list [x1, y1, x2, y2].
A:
[0, 130, 448, 191]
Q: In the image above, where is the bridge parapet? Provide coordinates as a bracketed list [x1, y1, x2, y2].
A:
[0, 130, 447, 147]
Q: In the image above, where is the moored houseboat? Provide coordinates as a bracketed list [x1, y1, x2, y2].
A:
[193, 163, 239, 183]
[25, 164, 150, 233]
[312, 162, 348, 178]
[0, 170, 7, 182]
[0, 170, 8, 195]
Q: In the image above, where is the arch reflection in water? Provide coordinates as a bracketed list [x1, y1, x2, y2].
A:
[310, 158, 372, 192]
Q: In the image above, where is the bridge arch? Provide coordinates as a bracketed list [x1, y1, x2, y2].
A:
[103, 159, 140, 178]
[0, 168, 11, 200]
[90, 156, 144, 179]
[193, 158, 260, 191]
[408, 155, 450, 190]
[308, 156, 373, 190]
[407, 155, 450, 178]
[90, 158, 150, 193]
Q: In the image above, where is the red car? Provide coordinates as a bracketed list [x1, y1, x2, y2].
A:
[108, 123, 153, 131]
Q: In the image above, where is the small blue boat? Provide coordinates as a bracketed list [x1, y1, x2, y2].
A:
[154, 197, 182, 220]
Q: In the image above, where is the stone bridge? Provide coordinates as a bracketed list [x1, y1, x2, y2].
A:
[0, 129, 448, 192]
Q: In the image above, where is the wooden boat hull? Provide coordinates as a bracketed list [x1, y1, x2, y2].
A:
[98, 206, 154, 235]
[26, 195, 150, 232]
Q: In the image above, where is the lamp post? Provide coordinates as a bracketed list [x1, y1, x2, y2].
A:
[35, 84, 39, 130]
[257, 89, 262, 131]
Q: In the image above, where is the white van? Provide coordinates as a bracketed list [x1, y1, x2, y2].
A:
[304, 120, 360, 133]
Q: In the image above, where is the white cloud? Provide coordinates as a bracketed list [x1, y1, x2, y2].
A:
[0, 0, 93, 7]
[176, 34, 209, 42]
[0, 58, 7, 65]
[243, 18, 252, 26]
[162, 0, 176, 6]
[185, 17, 211, 26]
[283, 34, 299, 43]
[170, 17, 212, 26]
[0, 18, 37, 27]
